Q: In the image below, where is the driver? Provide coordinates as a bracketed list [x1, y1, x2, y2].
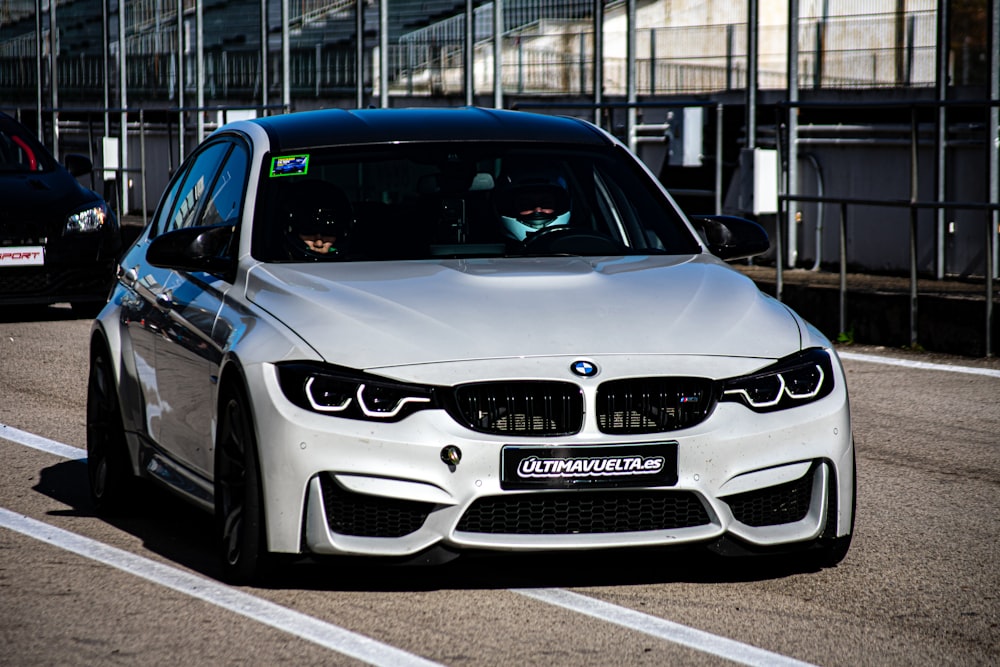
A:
[495, 166, 571, 242]
[282, 180, 353, 259]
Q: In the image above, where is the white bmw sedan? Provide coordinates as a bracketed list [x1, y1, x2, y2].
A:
[88, 107, 854, 582]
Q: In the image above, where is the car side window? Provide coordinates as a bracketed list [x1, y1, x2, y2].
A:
[200, 143, 249, 229]
[150, 169, 186, 238]
[160, 142, 231, 235]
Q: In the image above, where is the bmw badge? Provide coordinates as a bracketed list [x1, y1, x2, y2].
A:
[571, 360, 598, 378]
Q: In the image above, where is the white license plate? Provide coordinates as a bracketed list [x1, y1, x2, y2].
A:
[501, 442, 678, 490]
[0, 246, 44, 267]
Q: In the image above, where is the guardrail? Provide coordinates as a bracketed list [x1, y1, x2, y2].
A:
[776, 193, 998, 357]
[776, 98, 1000, 357]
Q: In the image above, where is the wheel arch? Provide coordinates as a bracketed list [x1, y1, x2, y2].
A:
[214, 354, 310, 555]
[214, 354, 254, 472]
[88, 321, 143, 476]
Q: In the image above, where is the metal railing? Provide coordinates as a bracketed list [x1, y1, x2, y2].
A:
[776, 193, 997, 357]
[773, 98, 999, 356]
[27, 103, 287, 225]
[1, 4, 948, 100]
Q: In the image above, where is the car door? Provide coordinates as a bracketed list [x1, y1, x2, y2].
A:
[116, 145, 228, 447]
[152, 137, 250, 478]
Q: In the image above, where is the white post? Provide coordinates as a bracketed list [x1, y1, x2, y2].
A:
[119, 0, 129, 214]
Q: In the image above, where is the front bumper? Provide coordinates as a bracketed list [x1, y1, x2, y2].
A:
[0, 232, 120, 305]
[246, 354, 854, 556]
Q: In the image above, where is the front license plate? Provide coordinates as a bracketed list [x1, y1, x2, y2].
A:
[0, 246, 44, 267]
[501, 442, 678, 490]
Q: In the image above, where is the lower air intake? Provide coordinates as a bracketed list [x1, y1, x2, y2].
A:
[457, 490, 710, 534]
[723, 467, 815, 527]
[318, 473, 434, 537]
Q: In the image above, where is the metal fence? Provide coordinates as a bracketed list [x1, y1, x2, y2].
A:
[1, 3, 944, 100]
[773, 98, 1000, 356]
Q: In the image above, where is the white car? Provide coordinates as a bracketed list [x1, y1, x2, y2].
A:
[88, 107, 854, 582]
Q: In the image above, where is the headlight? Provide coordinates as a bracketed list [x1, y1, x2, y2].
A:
[65, 202, 109, 234]
[719, 348, 835, 412]
[276, 362, 439, 421]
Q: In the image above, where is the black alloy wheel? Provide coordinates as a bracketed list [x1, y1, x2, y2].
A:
[86, 344, 134, 512]
[215, 382, 270, 583]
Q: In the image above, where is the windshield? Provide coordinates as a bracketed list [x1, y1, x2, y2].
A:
[252, 142, 700, 262]
[0, 118, 54, 173]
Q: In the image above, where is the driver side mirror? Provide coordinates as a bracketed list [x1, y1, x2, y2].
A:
[147, 224, 236, 276]
[63, 153, 93, 178]
[690, 215, 770, 261]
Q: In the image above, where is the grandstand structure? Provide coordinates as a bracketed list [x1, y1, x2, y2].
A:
[0, 1, 958, 102]
[0, 0, 997, 281]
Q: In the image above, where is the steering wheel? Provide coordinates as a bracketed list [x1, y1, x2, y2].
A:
[522, 226, 624, 255]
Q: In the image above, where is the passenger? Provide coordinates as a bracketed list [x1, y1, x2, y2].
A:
[282, 180, 353, 259]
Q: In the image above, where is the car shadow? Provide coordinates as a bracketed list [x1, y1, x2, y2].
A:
[35, 459, 824, 593]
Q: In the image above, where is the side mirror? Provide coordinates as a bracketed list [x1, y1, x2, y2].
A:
[147, 224, 236, 275]
[63, 153, 93, 178]
[690, 215, 770, 261]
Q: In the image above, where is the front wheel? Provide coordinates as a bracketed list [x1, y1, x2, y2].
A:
[215, 382, 270, 584]
[86, 344, 134, 513]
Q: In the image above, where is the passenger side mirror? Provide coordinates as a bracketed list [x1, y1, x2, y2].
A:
[147, 224, 236, 275]
[690, 215, 770, 261]
[63, 153, 93, 178]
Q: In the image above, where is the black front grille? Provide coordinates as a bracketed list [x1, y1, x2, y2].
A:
[0, 266, 112, 297]
[457, 490, 710, 534]
[449, 381, 584, 436]
[0, 218, 48, 244]
[318, 473, 434, 537]
[723, 467, 815, 527]
[596, 377, 716, 434]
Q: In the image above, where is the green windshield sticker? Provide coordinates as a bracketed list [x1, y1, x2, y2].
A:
[270, 154, 310, 177]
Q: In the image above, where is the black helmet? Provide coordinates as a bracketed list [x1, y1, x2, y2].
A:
[282, 179, 353, 258]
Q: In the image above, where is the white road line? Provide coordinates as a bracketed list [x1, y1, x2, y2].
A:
[0, 423, 87, 460]
[2, 424, 814, 665]
[838, 351, 1000, 378]
[0, 508, 441, 667]
[515, 588, 816, 667]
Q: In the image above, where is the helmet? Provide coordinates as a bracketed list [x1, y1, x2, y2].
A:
[495, 167, 571, 241]
[282, 180, 352, 259]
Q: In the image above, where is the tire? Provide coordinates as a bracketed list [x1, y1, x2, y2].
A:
[86, 344, 134, 513]
[215, 382, 271, 584]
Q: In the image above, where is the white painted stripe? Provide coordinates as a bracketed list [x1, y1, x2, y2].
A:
[838, 351, 1000, 378]
[0, 423, 87, 460]
[3, 423, 816, 666]
[515, 588, 816, 667]
[0, 507, 441, 667]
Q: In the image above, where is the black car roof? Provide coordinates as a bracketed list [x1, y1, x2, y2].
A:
[250, 107, 611, 153]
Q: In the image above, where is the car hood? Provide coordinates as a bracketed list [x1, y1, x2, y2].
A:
[246, 255, 804, 369]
